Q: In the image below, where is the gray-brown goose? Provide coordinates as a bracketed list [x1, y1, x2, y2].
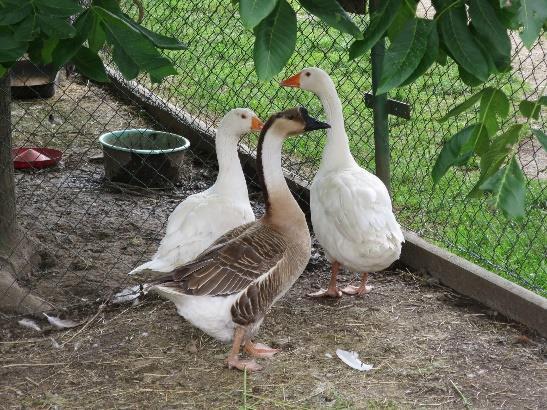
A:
[130, 108, 330, 371]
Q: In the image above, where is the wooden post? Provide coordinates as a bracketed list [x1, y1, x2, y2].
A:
[0, 72, 17, 248]
[370, 0, 390, 193]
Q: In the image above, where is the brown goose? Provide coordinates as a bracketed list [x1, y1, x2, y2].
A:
[128, 108, 330, 371]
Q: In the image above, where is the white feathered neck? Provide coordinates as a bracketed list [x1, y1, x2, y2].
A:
[211, 127, 249, 199]
[315, 78, 357, 173]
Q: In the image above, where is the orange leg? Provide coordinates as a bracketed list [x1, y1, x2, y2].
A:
[341, 272, 373, 296]
[226, 327, 263, 372]
[308, 261, 343, 298]
[244, 341, 280, 358]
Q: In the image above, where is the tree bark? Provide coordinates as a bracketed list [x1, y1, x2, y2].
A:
[0, 72, 17, 248]
[0, 72, 54, 314]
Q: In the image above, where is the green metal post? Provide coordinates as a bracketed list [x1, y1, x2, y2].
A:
[370, 0, 390, 193]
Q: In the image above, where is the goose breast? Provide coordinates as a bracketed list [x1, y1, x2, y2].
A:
[311, 166, 404, 272]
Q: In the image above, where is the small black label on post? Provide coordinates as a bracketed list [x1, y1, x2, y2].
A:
[364, 92, 411, 120]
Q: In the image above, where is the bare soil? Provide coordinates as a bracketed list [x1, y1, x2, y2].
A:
[1, 76, 546, 409]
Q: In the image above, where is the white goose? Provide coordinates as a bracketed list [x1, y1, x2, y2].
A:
[129, 108, 262, 276]
[281, 67, 404, 297]
[118, 108, 329, 371]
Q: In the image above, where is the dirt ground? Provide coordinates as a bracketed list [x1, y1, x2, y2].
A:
[1, 76, 546, 409]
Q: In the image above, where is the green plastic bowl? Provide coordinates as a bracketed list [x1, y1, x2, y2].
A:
[99, 129, 190, 188]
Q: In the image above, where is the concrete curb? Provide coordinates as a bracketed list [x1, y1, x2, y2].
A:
[106, 70, 547, 337]
[401, 231, 547, 336]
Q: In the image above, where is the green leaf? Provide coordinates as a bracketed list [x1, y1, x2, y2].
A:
[349, 0, 402, 60]
[437, 0, 489, 81]
[96, 7, 177, 82]
[494, 0, 521, 29]
[34, 0, 83, 17]
[0, 64, 6, 77]
[464, 87, 510, 155]
[112, 43, 139, 80]
[388, 0, 418, 40]
[468, 0, 511, 70]
[115, 13, 187, 50]
[13, 15, 35, 42]
[400, 20, 439, 87]
[436, 45, 447, 65]
[470, 124, 524, 195]
[0, 44, 25, 62]
[0, 28, 27, 62]
[438, 89, 484, 122]
[472, 125, 491, 156]
[51, 10, 93, 68]
[299, 0, 362, 39]
[377, 18, 432, 95]
[27, 38, 44, 63]
[239, 0, 278, 29]
[532, 128, 547, 151]
[519, 97, 546, 119]
[0, 0, 32, 25]
[148, 65, 177, 83]
[88, 11, 106, 53]
[458, 65, 484, 87]
[37, 15, 77, 39]
[72, 46, 108, 82]
[480, 156, 526, 219]
[518, 0, 547, 48]
[432, 124, 476, 184]
[253, 0, 296, 81]
[92, 0, 121, 12]
[41, 38, 59, 64]
[479, 87, 510, 134]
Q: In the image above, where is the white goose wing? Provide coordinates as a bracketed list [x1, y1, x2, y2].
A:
[311, 167, 403, 269]
[130, 192, 255, 274]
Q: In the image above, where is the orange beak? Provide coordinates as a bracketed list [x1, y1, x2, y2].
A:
[280, 72, 301, 88]
[251, 116, 264, 132]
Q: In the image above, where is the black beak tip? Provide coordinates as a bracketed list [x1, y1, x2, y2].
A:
[304, 118, 331, 131]
[298, 106, 330, 131]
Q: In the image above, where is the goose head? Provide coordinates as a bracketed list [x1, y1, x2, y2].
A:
[280, 67, 334, 95]
[264, 107, 330, 137]
[219, 108, 264, 137]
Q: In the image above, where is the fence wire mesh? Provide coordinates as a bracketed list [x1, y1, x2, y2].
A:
[126, 0, 546, 294]
[1, 0, 545, 324]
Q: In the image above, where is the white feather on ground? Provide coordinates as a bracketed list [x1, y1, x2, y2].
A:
[18, 318, 41, 331]
[336, 349, 373, 371]
[111, 285, 142, 304]
[43, 313, 79, 329]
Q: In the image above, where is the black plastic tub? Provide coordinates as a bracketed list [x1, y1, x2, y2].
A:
[99, 129, 190, 188]
[10, 60, 58, 100]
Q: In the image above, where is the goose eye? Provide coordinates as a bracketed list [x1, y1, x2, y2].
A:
[305, 72, 311, 77]
[241, 114, 247, 119]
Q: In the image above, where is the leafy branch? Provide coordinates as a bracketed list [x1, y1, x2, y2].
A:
[0, 0, 186, 83]
[236, 0, 546, 218]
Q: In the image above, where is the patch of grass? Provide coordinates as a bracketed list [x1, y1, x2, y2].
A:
[134, 0, 545, 295]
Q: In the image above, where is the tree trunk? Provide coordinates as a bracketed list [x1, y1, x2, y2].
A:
[0, 72, 54, 314]
[0, 73, 17, 248]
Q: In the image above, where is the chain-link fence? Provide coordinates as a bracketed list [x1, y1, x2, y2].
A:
[127, 1, 545, 295]
[1, 0, 545, 322]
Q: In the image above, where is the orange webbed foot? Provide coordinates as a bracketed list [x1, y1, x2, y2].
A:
[244, 341, 280, 358]
[307, 288, 343, 298]
[226, 355, 263, 372]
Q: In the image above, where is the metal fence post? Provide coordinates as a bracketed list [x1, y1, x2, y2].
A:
[370, 0, 390, 193]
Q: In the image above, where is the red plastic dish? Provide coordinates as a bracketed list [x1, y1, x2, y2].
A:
[12, 147, 63, 169]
